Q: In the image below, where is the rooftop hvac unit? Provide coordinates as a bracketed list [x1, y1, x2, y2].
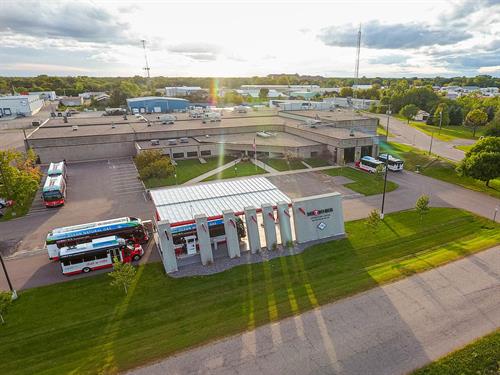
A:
[349, 129, 355, 137]
[72, 125, 78, 131]
[180, 137, 189, 143]
[151, 139, 160, 146]
[32, 120, 41, 127]
[256, 131, 271, 138]
[167, 139, 177, 145]
[111, 123, 116, 129]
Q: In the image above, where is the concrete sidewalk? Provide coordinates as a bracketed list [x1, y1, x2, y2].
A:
[128, 246, 500, 375]
[183, 158, 241, 185]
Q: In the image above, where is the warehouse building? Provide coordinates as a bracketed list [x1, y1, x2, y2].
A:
[29, 91, 57, 101]
[165, 87, 206, 97]
[0, 95, 44, 118]
[126, 97, 190, 114]
[26, 107, 381, 164]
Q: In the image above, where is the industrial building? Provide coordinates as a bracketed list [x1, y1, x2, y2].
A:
[0, 95, 44, 118]
[126, 97, 190, 113]
[152, 177, 345, 272]
[29, 91, 57, 101]
[26, 107, 382, 164]
[165, 86, 206, 97]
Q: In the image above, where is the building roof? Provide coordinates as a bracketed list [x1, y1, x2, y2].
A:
[151, 177, 291, 224]
[126, 96, 189, 103]
[195, 131, 320, 148]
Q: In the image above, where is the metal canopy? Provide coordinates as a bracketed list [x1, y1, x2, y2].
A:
[150, 177, 291, 224]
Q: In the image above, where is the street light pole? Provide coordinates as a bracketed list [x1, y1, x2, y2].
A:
[0, 253, 17, 300]
[494, 206, 499, 222]
[380, 105, 391, 219]
[428, 131, 434, 155]
[438, 111, 443, 135]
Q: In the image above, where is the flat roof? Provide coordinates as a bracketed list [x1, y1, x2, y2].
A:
[127, 96, 189, 103]
[195, 131, 320, 147]
[136, 137, 200, 149]
[151, 177, 291, 224]
[288, 110, 373, 122]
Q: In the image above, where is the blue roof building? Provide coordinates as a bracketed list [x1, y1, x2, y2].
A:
[126, 97, 190, 113]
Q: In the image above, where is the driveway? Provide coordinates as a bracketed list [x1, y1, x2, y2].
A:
[366, 113, 472, 162]
[127, 246, 500, 375]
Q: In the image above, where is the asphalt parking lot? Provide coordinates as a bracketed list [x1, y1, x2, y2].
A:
[0, 157, 153, 256]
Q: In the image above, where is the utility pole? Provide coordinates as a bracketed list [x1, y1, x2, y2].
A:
[428, 132, 434, 155]
[380, 104, 391, 219]
[0, 253, 17, 300]
[438, 111, 443, 135]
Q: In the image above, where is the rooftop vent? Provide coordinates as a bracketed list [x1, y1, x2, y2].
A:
[72, 125, 78, 131]
[151, 139, 160, 145]
[180, 137, 189, 143]
[349, 129, 355, 137]
[167, 139, 177, 145]
[111, 122, 116, 129]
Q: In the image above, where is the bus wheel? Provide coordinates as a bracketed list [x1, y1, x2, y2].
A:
[82, 267, 91, 273]
[133, 254, 141, 261]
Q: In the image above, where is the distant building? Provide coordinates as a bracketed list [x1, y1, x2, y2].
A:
[352, 84, 373, 90]
[414, 110, 430, 122]
[79, 92, 109, 100]
[165, 87, 205, 97]
[29, 91, 57, 101]
[0, 95, 44, 117]
[126, 97, 190, 113]
[60, 96, 84, 107]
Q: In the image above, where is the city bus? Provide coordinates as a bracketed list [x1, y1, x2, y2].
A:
[46, 217, 149, 260]
[47, 161, 67, 180]
[59, 235, 144, 275]
[377, 154, 404, 172]
[171, 217, 246, 257]
[42, 175, 67, 207]
[358, 156, 386, 173]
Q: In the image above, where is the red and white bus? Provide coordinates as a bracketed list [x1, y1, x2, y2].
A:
[59, 235, 144, 275]
[358, 156, 386, 173]
[47, 161, 67, 180]
[42, 175, 67, 207]
[46, 217, 149, 260]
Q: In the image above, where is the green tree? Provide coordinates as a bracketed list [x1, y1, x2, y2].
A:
[465, 109, 488, 137]
[108, 256, 136, 295]
[339, 87, 353, 97]
[375, 164, 385, 180]
[448, 104, 464, 125]
[135, 149, 164, 170]
[433, 103, 450, 127]
[140, 158, 175, 180]
[458, 137, 500, 187]
[366, 209, 381, 231]
[258, 88, 269, 100]
[0, 291, 12, 324]
[399, 104, 419, 123]
[415, 195, 430, 222]
[484, 108, 500, 137]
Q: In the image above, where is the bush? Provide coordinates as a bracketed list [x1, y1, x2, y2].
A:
[135, 150, 175, 181]
[484, 122, 500, 137]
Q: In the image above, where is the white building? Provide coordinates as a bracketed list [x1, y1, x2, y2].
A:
[29, 91, 57, 101]
[0, 95, 44, 118]
[414, 110, 430, 121]
[78, 92, 108, 100]
[165, 86, 205, 97]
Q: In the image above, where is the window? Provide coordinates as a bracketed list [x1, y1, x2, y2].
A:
[200, 150, 211, 156]
[3, 108, 11, 116]
[186, 151, 198, 157]
[95, 251, 108, 260]
[83, 253, 96, 262]
[173, 152, 184, 159]
[310, 151, 318, 157]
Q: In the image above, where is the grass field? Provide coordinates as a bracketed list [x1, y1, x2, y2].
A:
[454, 144, 474, 152]
[323, 167, 399, 196]
[203, 160, 267, 181]
[265, 158, 306, 171]
[142, 156, 236, 188]
[0, 188, 38, 222]
[381, 142, 500, 199]
[304, 157, 331, 168]
[400, 117, 485, 142]
[413, 330, 499, 374]
[0, 208, 498, 375]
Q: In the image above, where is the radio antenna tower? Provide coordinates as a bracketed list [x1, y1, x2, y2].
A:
[141, 39, 151, 79]
[354, 24, 361, 90]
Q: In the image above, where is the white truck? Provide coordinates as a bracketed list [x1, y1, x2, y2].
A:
[202, 112, 221, 123]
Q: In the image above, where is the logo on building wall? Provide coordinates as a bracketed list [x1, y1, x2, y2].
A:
[317, 222, 327, 230]
[307, 208, 333, 216]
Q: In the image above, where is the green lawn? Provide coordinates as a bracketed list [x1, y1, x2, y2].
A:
[402, 118, 485, 142]
[413, 329, 499, 375]
[304, 157, 331, 168]
[323, 167, 399, 196]
[265, 158, 306, 171]
[381, 142, 500, 199]
[0, 208, 498, 375]
[454, 144, 474, 152]
[203, 160, 267, 181]
[0, 187, 38, 222]
[142, 156, 236, 188]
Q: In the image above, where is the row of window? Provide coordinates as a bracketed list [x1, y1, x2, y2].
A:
[171, 150, 212, 159]
[61, 250, 111, 265]
[0, 108, 12, 116]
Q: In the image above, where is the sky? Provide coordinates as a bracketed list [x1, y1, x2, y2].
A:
[0, 0, 499, 78]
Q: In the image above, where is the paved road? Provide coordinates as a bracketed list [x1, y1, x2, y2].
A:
[128, 246, 500, 375]
[366, 113, 473, 162]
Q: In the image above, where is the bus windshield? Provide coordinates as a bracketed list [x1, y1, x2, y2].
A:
[42, 191, 63, 201]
